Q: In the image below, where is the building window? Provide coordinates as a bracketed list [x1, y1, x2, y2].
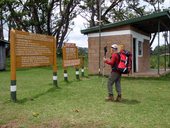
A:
[138, 41, 143, 57]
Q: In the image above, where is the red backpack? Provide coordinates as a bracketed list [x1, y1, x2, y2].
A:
[117, 50, 132, 74]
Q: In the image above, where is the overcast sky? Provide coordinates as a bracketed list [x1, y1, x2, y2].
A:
[67, 15, 88, 48]
[68, 0, 170, 49]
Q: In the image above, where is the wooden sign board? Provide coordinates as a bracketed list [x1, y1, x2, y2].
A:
[62, 43, 80, 67]
[11, 30, 55, 68]
[10, 29, 57, 101]
[63, 43, 76, 47]
[63, 59, 80, 67]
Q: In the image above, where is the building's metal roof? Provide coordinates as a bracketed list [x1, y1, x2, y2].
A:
[81, 10, 170, 34]
[0, 39, 9, 44]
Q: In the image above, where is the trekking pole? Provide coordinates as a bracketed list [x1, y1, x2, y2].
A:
[102, 46, 107, 85]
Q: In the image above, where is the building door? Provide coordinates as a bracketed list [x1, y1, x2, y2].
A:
[0, 44, 5, 70]
[133, 38, 137, 72]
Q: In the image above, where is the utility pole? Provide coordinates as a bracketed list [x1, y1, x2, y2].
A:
[158, 0, 160, 12]
[98, 0, 102, 75]
[157, 21, 160, 75]
[169, 31, 170, 67]
[163, 32, 168, 71]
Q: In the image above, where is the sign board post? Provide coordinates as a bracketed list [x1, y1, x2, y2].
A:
[10, 29, 17, 101]
[79, 56, 85, 77]
[62, 43, 80, 80]
[75, 68, 79, 79]
[53, 38, 58, 86]
[64, 69, 68, 81]
[10, 29, 57, 102]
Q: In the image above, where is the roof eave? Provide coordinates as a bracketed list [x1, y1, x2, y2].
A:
[0, 39, 9, 44]
[81, 10, 170, 35]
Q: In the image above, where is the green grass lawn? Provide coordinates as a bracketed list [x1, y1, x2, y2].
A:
[0, 66, 170, 128]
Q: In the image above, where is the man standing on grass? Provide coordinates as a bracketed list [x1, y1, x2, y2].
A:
[103, 44, 122, 102]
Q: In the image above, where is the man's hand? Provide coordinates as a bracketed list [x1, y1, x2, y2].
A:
[103, 57, 107, 62]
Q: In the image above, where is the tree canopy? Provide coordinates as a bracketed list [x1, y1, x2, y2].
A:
[0, 0, 169, 48]
[80, 0, 166, 27]
[0, 0, 80, 48]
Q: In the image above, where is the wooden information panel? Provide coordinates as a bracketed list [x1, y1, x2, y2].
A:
[62, 43, 80, 67]
[10, 29, 57, 101]
[12, 30, 55, 68]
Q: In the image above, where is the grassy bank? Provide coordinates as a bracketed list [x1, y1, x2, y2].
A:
[0, 66, 170, 128]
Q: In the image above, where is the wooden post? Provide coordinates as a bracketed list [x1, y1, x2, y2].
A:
[81, 66, 84, 77]
[10, 29, 17, 102]
[53, 37, 58, 87]
[75, 68, 79, 80]
[80, 56, 85, 77]
[64, 69, 68, 81]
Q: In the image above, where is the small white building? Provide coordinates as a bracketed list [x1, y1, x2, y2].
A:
[81, 10, 170, 77]
[0, 39, 8, 71]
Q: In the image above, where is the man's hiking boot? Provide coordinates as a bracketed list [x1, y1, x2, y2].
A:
[105, 96, 114, 102]
[115, 94, 122, 102]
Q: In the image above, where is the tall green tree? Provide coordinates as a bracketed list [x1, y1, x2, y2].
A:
[1, 0, 80, 48]
[79, 0, 124, 27]
[1, 0, 168, 48]
[144, 0, 165, 11]
[153, 44, 170, 55]
[79, 0, 167, 28]
[79, 0, 168, 49]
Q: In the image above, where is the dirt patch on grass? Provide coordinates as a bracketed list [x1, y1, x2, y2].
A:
[0, 118, 106, 128]
[32, 119, 106, 128]
[0, 120, 19, 128]
[61, 120, 106, 128]
[0, 119, 61, 128]
[32, 120, 61, 128]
